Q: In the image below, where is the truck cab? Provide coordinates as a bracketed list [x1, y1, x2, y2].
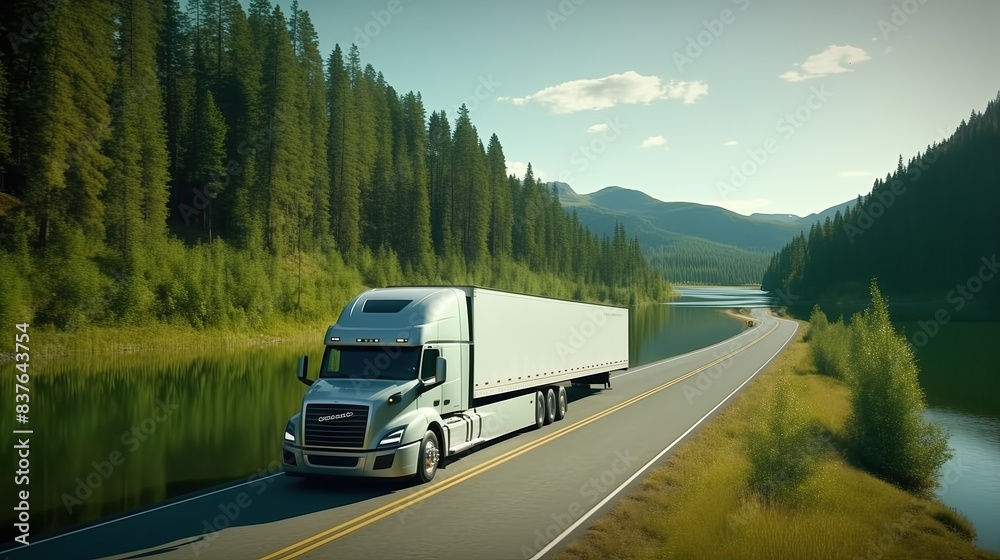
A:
[282, 287, 469, 482]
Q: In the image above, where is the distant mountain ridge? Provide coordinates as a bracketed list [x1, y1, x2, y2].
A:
[550, 182, 855, 284]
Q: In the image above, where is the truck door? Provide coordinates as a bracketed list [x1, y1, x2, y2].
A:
[418, 346, 444, 415]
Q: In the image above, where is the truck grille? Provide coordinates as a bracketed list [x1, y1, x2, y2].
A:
[304, 404, 369, 448]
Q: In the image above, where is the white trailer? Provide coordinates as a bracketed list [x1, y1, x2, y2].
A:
[281, 286, 629, 482]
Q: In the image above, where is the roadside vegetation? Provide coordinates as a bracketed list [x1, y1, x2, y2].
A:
[557, 283, 994, 560]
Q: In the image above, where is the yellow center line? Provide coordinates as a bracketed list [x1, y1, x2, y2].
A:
[259, 322, 779, 560]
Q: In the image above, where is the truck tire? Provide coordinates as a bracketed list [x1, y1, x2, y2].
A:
[417, 431, 440, 483]
[544, 387, 557, 425]
[555, 386, 568, 421]
[533, 391, 546, 429]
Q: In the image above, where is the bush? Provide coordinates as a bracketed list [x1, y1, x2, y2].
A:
[810, 316, 852, 379]
[844, 279, 952, 493]
[745, 372, 818, 505]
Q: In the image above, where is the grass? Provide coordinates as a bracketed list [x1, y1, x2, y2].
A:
[556, 322, 998, 560]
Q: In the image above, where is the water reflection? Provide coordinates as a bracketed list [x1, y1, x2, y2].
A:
[667, 287, 775, 308]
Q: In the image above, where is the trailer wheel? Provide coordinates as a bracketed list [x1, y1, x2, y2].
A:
[555, 386, 568, 421]
[417, 431, 440, 483]
[533, 391, 546, 429]
[544, 387, 557, 425]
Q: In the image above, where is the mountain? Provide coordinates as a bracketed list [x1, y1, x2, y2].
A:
[556, 184, 803, 252]
[762, 92, 1000, 319]
[751, 198, 855, 225]
[551, 183, 857, 284]
[750, 212, 800, 223]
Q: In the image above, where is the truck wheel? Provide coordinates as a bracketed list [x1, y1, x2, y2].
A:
[533, 391, 546, 429]
[544, 387, 557, 425]
[417, 431, 440, 483]
[555, 386, 568, 421]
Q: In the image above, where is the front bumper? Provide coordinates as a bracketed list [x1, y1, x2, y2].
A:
[281, 440, 421, 478]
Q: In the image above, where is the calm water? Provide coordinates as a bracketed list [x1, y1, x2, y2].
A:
[0, 289, 748, 543]
[895, 321, 1000, 553]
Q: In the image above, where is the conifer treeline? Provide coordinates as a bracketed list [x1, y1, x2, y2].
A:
[761, 92, 1000, 315]
[0, 0, 665, 331]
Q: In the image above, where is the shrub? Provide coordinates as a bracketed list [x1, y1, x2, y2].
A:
[745, 372, 818, 505]
[844, 279, 952, 493]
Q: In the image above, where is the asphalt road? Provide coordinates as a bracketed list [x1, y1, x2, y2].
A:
[4, 309, 798, 560]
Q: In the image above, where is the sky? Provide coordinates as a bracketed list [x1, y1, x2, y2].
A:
[264, 0, 999, 217]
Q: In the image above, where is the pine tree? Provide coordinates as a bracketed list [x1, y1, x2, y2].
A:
[427, 110, 453, 255]
[294, 9, 329, 249]
[451, 104, 489, 263]
[326, 44, 360, 257]
[401, 92, 434, 276]
[220, 0, 263, 248]
[158, 0, 194, 220]
[24, 0, 117, 247]
[486, 134, 512, 258]
[105, 0, 170, 258]
[187, 87, 227, 239]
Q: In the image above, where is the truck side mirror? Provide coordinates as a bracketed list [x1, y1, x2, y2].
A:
[297, 355, 313, 386]
[435, 356, 447, 384]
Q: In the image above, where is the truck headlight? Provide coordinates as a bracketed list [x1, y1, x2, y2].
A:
[378, 428, 405, 447]
[284, 420, 296, 443]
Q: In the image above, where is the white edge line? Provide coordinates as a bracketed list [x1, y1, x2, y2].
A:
[531, 318, 798, 560]
[8, 472, 285, 549]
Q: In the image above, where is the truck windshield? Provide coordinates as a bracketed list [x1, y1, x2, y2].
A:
[320, 346, 420, 381]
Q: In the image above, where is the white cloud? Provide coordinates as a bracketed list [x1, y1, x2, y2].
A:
[779, 45, 871, 82]
[715, 198, 771, 215]
[839, 170, 874, 178]
[506, 161, 544, 180]
[497, 71, 708, 114]
[641, 135, 667, 149]
[724, 140, 739, 146]
[587, 123, 609, 133]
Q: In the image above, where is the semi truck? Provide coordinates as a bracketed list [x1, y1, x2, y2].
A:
[281, 286, 629, 483]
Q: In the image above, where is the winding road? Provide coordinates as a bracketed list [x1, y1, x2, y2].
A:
[4, 309, 798, 560]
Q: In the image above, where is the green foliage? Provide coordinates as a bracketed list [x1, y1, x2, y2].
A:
[809, 281, 953, 493]
[0, 1, 669, 336]
[745, 373, 818, 505]
[842, 280, 952, 493]
[762, 92, 1000, 317]
[807, 306, 852, 380]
